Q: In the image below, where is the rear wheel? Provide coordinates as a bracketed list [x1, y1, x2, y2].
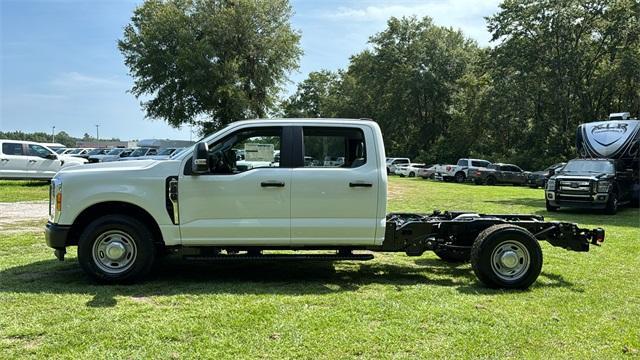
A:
[434, 248, 470, 263]
[470, 224, 543, 289]
[455, 172, 465, 183]
[78, 215, 156, 283]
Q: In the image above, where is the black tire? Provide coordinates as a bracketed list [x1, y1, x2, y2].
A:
[399, 174, 405, 178]
[604, 193, 618, 215]
[409, 172, 415, 178]
[545, 200, 559, 212]
[77, 215, 156, 284]
[474, 179, 483, 185]
[470, 224, 543, 289]
[486, 176, 496, 186]
[455, 172, 465, 183]
[434, 248, 471, 263]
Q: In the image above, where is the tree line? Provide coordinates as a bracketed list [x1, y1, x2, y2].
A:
[118, 0, 639, 170]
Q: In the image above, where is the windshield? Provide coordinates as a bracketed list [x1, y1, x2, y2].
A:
[169, 148, 187, 159]
[87, 148, 105, 155]
[107, 148, 124, 155]
[130, 148, 149, 157]
[386, 158, 394, 164]
[157, 148, 175, 155]
[561, 160, 614, 174]
[68, 149, 83, 154]
[55, 148, 66, 154]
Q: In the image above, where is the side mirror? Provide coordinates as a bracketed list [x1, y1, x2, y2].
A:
[192, 142, 209, 174]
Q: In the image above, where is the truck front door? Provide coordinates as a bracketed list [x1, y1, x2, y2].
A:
[290, 126, 379, 245]
[179, 126, 292, 245]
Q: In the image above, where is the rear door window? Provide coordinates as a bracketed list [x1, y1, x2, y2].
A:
[302, 127, 366, 168]
[2, 142, 24, 156]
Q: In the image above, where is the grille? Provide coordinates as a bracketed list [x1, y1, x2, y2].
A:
[557, 179, 593, 200]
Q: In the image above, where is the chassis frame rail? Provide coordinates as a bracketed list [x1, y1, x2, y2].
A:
[379, 211, 604, 255]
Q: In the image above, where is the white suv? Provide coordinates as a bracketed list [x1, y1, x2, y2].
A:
[0, 140, 87, 180]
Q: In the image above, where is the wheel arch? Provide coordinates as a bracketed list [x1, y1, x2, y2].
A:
[68, 201, 164, 248]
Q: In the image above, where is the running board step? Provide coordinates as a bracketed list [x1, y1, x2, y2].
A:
[183, 253, 375, 262]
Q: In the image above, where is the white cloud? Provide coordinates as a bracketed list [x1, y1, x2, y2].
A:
[322, 0, 501, 46]
[51, 72, 124, 88]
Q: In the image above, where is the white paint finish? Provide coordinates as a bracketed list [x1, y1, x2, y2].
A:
[54, 160, 183, 245]
[0, 140, 86, 179]
[290, 124, 381, 245]
[179, 168, 292, 245]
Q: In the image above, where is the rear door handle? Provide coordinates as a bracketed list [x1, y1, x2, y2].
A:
[349, 182, 372, 188]
[261, 181, 285, 188]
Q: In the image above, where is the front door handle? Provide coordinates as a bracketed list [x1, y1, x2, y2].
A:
[349, 182, 373, 188]
[28, 160, 37, 163]
[0, 159, 8, 162]
[261, 181, 285, 188]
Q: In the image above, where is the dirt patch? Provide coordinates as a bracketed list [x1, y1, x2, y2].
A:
[0, 201, 48, 232]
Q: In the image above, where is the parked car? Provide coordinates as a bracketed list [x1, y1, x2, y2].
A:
[118, 147, 158, 160]
[527, 162, 566, 188]
[96, 148, 134, 163]
[60, 148, 77, 155]
[67, 148, 94, 157]
[44, 118, 604, 289]
[470, 163, 529, 186]
[417, 165, 437, 179]
[386, 157, 410, 174]
[394, 163, 411, 176]
[434, 158, 492, 182]
[397, 163, 426, 177]
[0, 140, 86, 179]
[77, 148, 110, 160]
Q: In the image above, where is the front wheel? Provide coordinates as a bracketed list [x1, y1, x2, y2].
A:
[604, 194, 618, 215]
[546, 200, 559, 212]
[470, 224, 543, 289]
[486, 176, 496, 186]
[409, 172, 415, 177]
[455, 172, 465, 183]
[78, 215, 156, 283]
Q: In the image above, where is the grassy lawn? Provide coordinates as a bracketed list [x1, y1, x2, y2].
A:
[1, 177, 639, 358]
[0, 180, 49, 202]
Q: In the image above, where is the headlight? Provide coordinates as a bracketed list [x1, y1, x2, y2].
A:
[547, 179, 556, 191]
[49, 179, 62, 222]
[597, 181, 610, 193]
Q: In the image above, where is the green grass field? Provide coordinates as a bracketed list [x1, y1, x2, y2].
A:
[1, 178, 639, 358]
[0, 180, 49, 202]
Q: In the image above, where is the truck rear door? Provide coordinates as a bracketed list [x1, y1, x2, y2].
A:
[290, 125, 379, 245]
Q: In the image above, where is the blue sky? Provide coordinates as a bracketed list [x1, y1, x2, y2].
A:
[1, 0, 500, 141]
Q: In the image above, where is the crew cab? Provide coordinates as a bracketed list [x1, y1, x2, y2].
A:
[434, 158, 491, 183]
[44, 119, 604, 289]
[470, 163, 529, 186]
[0, 140, 87, 180]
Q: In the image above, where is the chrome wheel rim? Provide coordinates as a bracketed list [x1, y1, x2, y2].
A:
[92, 230, 137, 274]
[490, 240, 530, 281]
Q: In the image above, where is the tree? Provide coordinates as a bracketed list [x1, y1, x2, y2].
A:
[281, 70, 342, 118]
[119, 0, 302, 134]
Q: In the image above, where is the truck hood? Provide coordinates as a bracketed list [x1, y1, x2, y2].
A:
[551, 172, 613, 181]
[57, 159, 160, 175]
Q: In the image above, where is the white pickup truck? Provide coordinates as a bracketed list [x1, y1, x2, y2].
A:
[45, 119, 604, 288]
[434, 158, 492, 183]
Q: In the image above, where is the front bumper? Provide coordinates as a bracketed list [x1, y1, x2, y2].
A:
[44, 222, 72, 248]
[546, 191, 609, 209]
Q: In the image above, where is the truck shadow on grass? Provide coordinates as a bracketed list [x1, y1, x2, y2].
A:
[0, 257, 583, 308]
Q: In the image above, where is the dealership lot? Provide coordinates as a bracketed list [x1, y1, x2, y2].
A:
[1, 178, 638, 358]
